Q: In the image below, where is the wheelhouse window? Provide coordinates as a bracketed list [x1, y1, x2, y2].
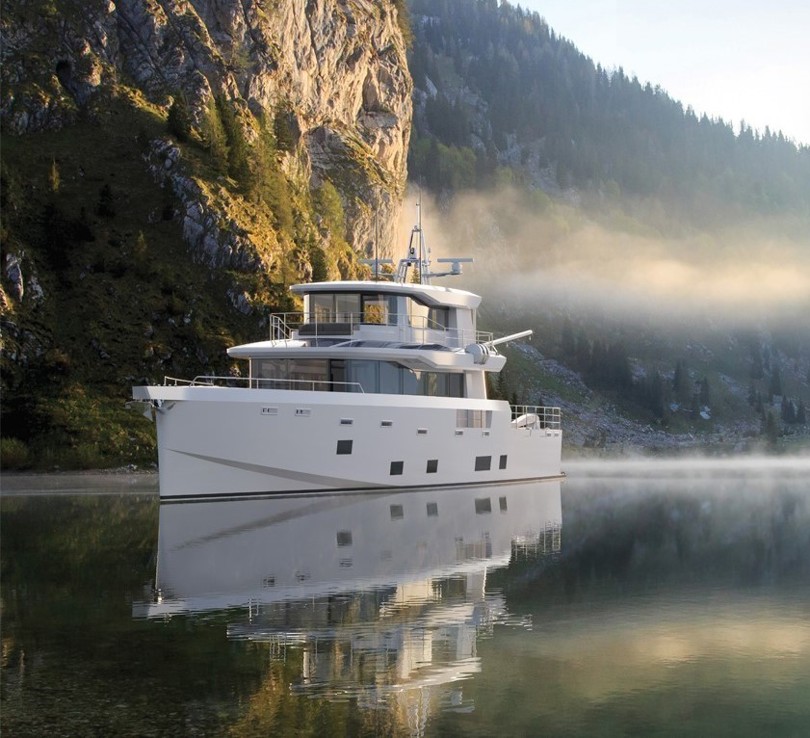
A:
[309, 292, 361, 324]
[307, 292, 396, 326]
[362, 294, 396, 325]
[336, 293, 361, 323]
[407, 299, 450, 331]
[428, 306, 449, 329]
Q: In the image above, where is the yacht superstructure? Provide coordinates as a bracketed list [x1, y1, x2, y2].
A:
[132, 209, 562, 499]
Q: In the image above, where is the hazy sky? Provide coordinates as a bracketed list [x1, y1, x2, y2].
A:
[517, 0, 810, 145]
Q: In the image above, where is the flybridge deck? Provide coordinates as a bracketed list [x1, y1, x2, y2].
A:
[132, 203, 562, 498]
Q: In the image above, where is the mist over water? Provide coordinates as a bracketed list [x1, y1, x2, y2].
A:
[566, 455, 810, 478]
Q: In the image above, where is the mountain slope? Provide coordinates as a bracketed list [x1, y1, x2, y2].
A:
[405, 0, 810, 452]
[0, 0, 412, 468]
[407, 0, 810, 225]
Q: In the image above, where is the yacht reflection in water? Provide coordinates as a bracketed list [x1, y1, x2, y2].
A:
[135, 481, 561, 711]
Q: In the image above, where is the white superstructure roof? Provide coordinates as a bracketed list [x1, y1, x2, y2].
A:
[291, 280, 481, 310]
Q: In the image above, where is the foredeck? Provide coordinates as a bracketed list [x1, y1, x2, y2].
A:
[145, 376, 562, 430]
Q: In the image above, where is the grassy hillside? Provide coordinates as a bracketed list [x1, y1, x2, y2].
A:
[0, 90, 358, 469]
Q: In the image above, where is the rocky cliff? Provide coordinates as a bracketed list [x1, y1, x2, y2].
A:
[1, 0, 411, 279]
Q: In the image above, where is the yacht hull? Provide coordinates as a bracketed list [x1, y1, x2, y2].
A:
[133, 386, 562, 499]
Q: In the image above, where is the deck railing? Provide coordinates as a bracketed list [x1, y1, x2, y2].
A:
[268, 311, 493, 349]
[159, 378, 561, 429]
[162, 375, 365, 392]
[510, 405, 561, 430]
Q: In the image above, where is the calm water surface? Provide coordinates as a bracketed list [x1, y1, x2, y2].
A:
[2, 459, 809, 737]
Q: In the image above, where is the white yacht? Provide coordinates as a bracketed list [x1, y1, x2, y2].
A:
[132, 210, 562, 499]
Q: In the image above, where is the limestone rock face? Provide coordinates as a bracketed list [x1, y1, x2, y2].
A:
[1, 0, 412, 260]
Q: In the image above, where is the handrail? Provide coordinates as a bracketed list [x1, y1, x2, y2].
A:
[267, 310, 494, 348]
[510, 404, 561, 430]
[162, 375, 365, 392]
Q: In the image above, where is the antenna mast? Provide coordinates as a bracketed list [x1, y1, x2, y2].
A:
[364, 194, 471, 284]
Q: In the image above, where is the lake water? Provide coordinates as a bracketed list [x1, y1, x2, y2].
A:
[2, 459, 809, 737]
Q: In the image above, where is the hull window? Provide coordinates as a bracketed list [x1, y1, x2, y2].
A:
[475, 455, 492, 471]
[336, 440, 353, 455]
[426, 459, 438, 473]
[390, 460, 404, 476]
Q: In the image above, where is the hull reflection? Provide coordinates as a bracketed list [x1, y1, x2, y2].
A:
[134, 481, 561, 710]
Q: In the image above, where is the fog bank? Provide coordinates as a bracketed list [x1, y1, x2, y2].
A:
[398, 187, 810, 327]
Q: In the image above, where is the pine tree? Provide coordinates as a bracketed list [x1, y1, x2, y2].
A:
[201, 97, 229, 171]
[97, 183, 115, 218]
[314, 179, 346, 241]
[254, 113, 294, 234]
[768, 365, 783, 400]
[274, 106, 296, 152]
[561, 317, 575, 357]
[48, 157, 60, 193]
[673, 359, 690, 403]
[217, 97, 251, 186]
[781, 396, 796, 423]
[764, 410, 780, 444]
[699, 377, 710, 407]
[167, 94, 192, 142]
[749, 348, 764, 379]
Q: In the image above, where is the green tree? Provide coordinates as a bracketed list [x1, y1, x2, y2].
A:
[48, 157, 60, 193]
[560, 318, 575, 356]
[673, 359, 690, 403]
[763, 409, 780, 445]
[167, 94, 192, 142]
[253, 113, 294, 234]
[273, 106, 296, 153]
[781, 396, 796, 424]
[699, 377, 711, 406]
[216, 96, 250, 185]
[201, 96, 229, 169]
[768, 365, 783, 400]
[313, 179, 346, 240]
[392, 0, 414, 47]
[97, 183, 115, 218]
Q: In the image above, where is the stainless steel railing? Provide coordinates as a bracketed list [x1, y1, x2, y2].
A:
[510, 405, 561, 430]
[268, 311, 493, 348]
[162, 375, 365, 392]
